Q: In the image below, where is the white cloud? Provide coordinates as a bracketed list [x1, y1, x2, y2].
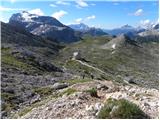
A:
[29, 8, 44, 16]
[76, 0, 88, 8]
[140, 19, 150, 26]
[56, 1, 70, 5]
[50, 4, 57, 7]
[72, 15, 96, 24]
[0, 6, 26, 11]
[75, 18, 83, 23]
[86, 15, 96, 20]
[134, 9, 143, 16]
[52, 10, 68, 20]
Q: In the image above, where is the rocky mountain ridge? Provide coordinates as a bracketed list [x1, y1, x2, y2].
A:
[9, 11, 80, 43]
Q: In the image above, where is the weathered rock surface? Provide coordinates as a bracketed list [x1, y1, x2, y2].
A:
[14, 80, 158, 119]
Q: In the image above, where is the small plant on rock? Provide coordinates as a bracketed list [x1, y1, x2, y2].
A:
[86, 88, 98, 97]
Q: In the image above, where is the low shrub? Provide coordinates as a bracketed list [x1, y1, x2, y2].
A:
[97, 98, 149, 119]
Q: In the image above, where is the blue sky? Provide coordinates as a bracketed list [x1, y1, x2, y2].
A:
[0, 0, 159, 29]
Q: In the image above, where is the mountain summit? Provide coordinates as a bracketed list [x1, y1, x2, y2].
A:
[69, 23, 90, 31]
[9, 11, 80, 43]
[121, 24, 134, 29]
[69, 23, 108, 36]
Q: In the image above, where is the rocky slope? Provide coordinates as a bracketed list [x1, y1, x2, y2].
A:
[11, 80, 158, 119]
[9, 11, 80, 43]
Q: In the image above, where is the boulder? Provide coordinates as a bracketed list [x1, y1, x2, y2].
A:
[52, 83, 68, 90]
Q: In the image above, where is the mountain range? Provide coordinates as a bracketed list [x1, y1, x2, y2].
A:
[8, 11, 159, 42]
[69, 23, 159, 37]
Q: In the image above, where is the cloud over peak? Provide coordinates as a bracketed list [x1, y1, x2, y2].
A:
[75, 18, 83, 23]
[29, 8, 44, 16]
[52, 10, 68, 20]
[140, 19, 151, 26]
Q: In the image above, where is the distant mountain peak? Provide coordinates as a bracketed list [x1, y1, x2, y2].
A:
[121, 24, 134, 29]
[9, 11, 39, 22]
[69, 23, 90, 31]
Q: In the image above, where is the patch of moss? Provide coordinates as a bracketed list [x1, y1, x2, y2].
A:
[1, 93, 15, 101]
[2, 54, 28, 68]
[18, 107, 32, 117]
[1, 93, 17, 114]
[59, 88, 77, 96]
[1, 47, 11, 52]
[97, 98, 149, 119]
[34, 87, 53, 97]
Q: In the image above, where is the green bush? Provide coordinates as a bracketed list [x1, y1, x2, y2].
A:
[86, 88, 98, 97]
[97, 98, 149, 119]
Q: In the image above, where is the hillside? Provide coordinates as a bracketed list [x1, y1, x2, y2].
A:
[53, 34, 159, 89]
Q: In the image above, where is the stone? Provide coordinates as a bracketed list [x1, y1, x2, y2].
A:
[86, 105, 94, 111]
[52, 83, 68, 90]
[94, 103, 103, 111]
[96, 84, 109, 90]
[30, 94, 41, 104]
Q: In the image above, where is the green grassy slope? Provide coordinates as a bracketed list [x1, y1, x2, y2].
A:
[53, 35, 159, 89]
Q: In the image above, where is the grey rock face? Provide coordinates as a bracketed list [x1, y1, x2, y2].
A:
[9, 11, 80, 43]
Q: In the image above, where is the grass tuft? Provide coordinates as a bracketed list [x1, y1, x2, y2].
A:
[86, 88, 98, 97]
